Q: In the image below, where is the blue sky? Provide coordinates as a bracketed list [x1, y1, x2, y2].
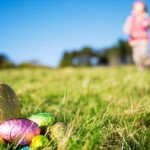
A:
[0, 0, 150, 67]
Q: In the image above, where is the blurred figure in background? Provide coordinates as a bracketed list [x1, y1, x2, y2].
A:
[123, 0, 150, 71]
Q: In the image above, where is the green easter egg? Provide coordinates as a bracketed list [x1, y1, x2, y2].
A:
[50, 122, 67, 141]
[30, 135, 49, 150]
[0, 83, 21, 123]
[28, 113, 56, 128]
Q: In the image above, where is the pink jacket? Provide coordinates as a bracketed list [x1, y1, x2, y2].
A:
[123, 14, 150, 42]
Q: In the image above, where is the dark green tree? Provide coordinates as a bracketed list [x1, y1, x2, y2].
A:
[0, 54, 15, 68]
[59, 52, 74, 67]
[117, 40, 132, 64]
[59, 40, 132, 67]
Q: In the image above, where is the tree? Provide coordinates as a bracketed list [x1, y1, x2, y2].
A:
[117, 40, 132, 64]
[59, 52, 74, 67]
[0, 54, 8, 64]
[59, 47, 98, 67]
[59, 40, 132, 67]
[0, 54, 15, 68]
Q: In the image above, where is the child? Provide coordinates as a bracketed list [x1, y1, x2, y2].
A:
[123, 0, 150, 70]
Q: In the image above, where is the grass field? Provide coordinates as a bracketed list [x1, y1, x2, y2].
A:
[0, 66, 150, 150]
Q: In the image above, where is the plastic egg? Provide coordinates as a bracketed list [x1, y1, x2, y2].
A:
[0, 83, 21, 123]
[50, 122, 67, 141]
[0, 118, 40, 146]
[20, 146, 31, 150]
[28, 113, 56, 128]
[30, 135, 49, 150]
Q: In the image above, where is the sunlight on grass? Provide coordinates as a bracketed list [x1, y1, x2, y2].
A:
[0, 66, 150, 149]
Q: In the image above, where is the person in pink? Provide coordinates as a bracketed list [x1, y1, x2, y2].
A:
[123, 0, 150, 70]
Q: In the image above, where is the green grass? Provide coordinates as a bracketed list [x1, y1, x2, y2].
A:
[0, 66, 150, 150]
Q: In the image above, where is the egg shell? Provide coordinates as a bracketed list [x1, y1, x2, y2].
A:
[50, 122, 67, 141]
[28, 113, 56, 128]
[30, 135, 49, 150]
[0, 118, 40, 146]
[0, 83, 21, 123]
[20, 146, 31, 150]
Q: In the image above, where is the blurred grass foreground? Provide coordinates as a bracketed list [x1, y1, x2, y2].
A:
[0, 66, 150, 149]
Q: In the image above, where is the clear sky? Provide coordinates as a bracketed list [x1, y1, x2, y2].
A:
[0, 0, 150, 67]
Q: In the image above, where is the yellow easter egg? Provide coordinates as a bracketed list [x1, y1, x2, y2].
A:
[30, 135, 49, 150]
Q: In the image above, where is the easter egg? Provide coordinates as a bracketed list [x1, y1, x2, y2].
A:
[28, 113, 56, 128]
[0, 118, 40, 146]
[20, 146, 31, 150]
[0, 83, 21, 123]
[30, 135, 49, 150]
[50, 122, 67, 141]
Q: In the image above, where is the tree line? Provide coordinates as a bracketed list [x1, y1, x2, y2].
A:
[0, 54, 15, 68]
[0, 54, 49, 69]
[0, 39, 132, 69]
[59, 39, 132, 67]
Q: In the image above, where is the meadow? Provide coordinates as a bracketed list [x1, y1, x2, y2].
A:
[0, 66, 150, 150]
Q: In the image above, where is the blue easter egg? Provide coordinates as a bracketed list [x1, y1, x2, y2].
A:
[20, 146, 30, 150]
